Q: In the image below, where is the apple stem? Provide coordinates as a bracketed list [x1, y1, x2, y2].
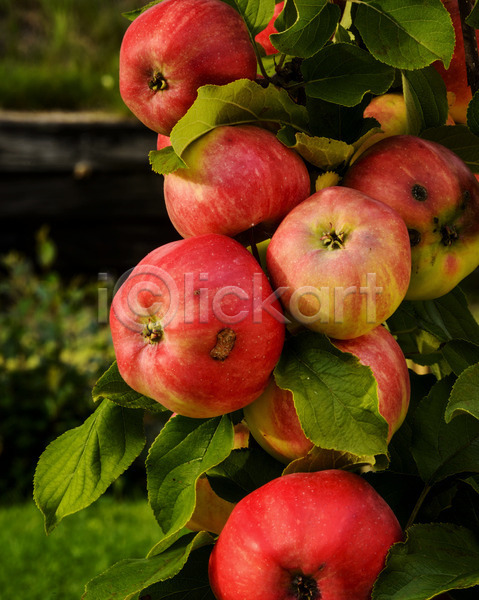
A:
[457, 0, 479, 95]
[252, 39, 274, 83]
[210, 328, 236, 361]
[405, 484, 432, 530]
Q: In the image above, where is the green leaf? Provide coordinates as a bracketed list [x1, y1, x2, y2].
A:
[269, 0, 341, 58]
[222, 0, 275, 37]
[466, 0, 479, 28]
[463, 474, 479, 495]
[274, 331, 389, 458]
[277, 128, 355, 169]
[467, 91, 479, 137]
[122, 0, 161, 21]
[401, 66, 449, 135]
[138, 544, 215, 600]
[388, 287, 479, 346]
[92, 361, 169, 414]
[34, 400, 145, 534]
[421, 125, 479, 173]
[387, 371, 436, 477]
[149, 147, 187, 176]
[207, 445, 283, 503]
[305, 95, 378, 143]
[83, 531, 213, 600]
[354, 0, 455, 70]
[411, 376, 479, 485]
[446, 364, 479, 423]
[442, 340, 479, 376]
[372, 523, 479, 599]
[146, 414, 234, 544]
[302, 43, 395, 106]
[170, 79, 310, 159]
[283, 445, 389, 475]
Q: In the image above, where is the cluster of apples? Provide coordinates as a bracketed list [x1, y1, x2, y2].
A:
[112, 1, 479, 598]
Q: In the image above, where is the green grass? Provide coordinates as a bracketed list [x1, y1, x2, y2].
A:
[0, 496, 161, 599]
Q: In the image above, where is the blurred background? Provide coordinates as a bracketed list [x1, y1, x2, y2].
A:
[0, 1, 178, 597]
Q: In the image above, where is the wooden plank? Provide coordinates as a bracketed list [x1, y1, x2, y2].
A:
[0, 110, 158, 173]
[0, 111, 180, 275]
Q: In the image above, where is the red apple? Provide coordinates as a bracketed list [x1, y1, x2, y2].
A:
[355, 93, 455, 158]
[156, 133, 171, 150]
[244, 377, 314, 463]
[208, 469, 403, 600]
[119, 0, 258, 135]
[110, 234, 285, 418]
[186, 476, 235, 535]
[244, 325, 410, 463]
[163, 124, 311, 238]
[255, 2, 284, 55]
[432, 0, 479, 123]
[265, 186, 411, 339]
[343, 135, 479, 300]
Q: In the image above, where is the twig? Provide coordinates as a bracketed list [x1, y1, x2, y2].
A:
[405, 484, 432, 530]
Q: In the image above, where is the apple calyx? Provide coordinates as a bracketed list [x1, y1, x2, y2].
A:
[148, 71, 168, 92]
[290, 573, 320, 600]
[441, 224, 459, 246]
[142, 319, 163, 344]
[210, 328, 236, 361]
[320, 227, 346, 250]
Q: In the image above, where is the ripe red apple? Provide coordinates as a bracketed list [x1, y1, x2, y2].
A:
[244, 377, 314, 463]
[244, 324, 410, 463]
[119, 0, 258, 135]
[163, 124, 311, 238]
[208, 469, 403, 600]
[156, 133, 171, 150]
[343, 135, 479, 300]
[355, 93, 455, 158]
[432, 0, 479, 123]
[110, 234, 285, 418]
[265, 186, 411, 339]
[255, 2, 284, 55]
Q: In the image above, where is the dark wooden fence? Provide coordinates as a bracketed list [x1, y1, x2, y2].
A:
[0, 111, 180, 279]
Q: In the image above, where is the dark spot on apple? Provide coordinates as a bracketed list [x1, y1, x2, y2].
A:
[210, 328, 236, 361]
[142, 319, 163, 344]
[411, 184, 428, 202]
[433, 217, 439, 224]
[461, 190, 470, 211]
[290, 573, 320, 600]
[148, 71, 168, 92]
[441, 224, 459, 246]
[408, 229, 421, 247]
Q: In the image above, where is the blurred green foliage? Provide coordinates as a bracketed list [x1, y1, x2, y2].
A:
[0, 228, 115, 502]
[0, 497, 160, 598]
[0, 0, 141, 111]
